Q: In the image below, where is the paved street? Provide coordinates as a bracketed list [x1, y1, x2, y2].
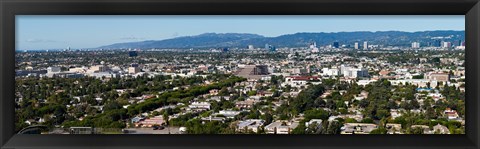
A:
[123, 127, 181, 134]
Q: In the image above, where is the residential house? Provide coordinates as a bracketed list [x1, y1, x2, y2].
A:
[237, 119, 265, 133]
[341, 123, 378, 134]
[265, 120, 299, 134]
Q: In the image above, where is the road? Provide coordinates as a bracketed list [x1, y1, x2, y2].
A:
[123, 127, 181, 134]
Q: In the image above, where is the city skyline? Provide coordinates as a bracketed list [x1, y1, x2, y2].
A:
[15, 16, 466, 134]
[16, 15, 464, 50]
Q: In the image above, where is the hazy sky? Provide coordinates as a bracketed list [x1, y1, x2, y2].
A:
[16, 15, 465, 50]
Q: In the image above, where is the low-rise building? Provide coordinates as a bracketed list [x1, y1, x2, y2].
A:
[131, 116, 144, 123]
[328, 114, 364, 122]
[235, 99, 257, 109]
[321, 68, 339, 76]
[188, 102, 211, 111]
[216, 110, 241, 118]
[433, 124, 450, 134]
[444, 108, 460, 120]
[265, 120, 299, 134]
[341, 123, 378, 134]
[426, 72, 450, 82]
[411, 125, 431, 134]
[305, 119, 323, 132]
[134, 116, 165, 127]
[357, 79, 376, 86]
[386, 123, 403, 134]
[201, 116, 226, 123]
[237, 119, 265, 133]
[390, 109, 403, 119]
[281, 76, 321, 88]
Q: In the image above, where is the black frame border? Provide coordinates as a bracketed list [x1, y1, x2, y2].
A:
[1, 0, 479, 149]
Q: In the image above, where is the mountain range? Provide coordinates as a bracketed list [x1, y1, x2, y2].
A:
[98, 31, 465, 49]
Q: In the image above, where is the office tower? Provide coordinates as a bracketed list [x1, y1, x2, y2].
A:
[269, 45, 276, 52]
[265, 44, 276, 52]
[363, 41, 368, 50]
[354, 42, 359, 49]
[333, 41, 340, 48]
[433, 40, 442, 47]
[310, 42, 317, 49]
[248, 45, 254, 50]
[234, 65, 269, 80]
[455, 40, 462, 46]
[442, 41, 452, 48]
[128, 66, 140, 74]
[412, 42, 420, 48]
[129, 51, 138, 57]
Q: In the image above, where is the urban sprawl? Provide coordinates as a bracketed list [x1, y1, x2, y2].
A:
[15, 40, 465, 134]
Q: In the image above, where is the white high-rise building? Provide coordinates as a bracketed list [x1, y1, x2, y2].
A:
[344, 68, 369, 78]
[248, 45, 254, 50]
[354, 42, 359, 50]
[310, 42, 319, 53]
[309, 42, 317, 49]
[442, 42, 452, 48]
[363, 41, 368, 50]
[412, 42, 420, 48]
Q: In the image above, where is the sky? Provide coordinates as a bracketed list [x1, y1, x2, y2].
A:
[16, 15, 465, 50]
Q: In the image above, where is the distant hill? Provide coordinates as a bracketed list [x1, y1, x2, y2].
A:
[98, 31, 465, 49]
[99, 33, 264, 49]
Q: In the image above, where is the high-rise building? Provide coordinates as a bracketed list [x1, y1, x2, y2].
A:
[433, 40, 442, 47]
[222, 47, 229, 52]
[248, 45, 254, 50]
[442, 41, 452, 48]
[309, 42, 317, 49]
[333, 41, 340, 48]
[128, 64, 140, 74]
[455, 40, 462, 47]
[128, 66, 140, 74]
[354, 42, 359, 50]
[412, 42, 420, 48]
[310, 42, 319, 53]
[363, 41, 368, 50]
[340, 66, 369, 78]
[270, 45, 276, 52]
[129, 51, 138, 57]
[265, 44, 276, 51]
[234, 65, 269, 79]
